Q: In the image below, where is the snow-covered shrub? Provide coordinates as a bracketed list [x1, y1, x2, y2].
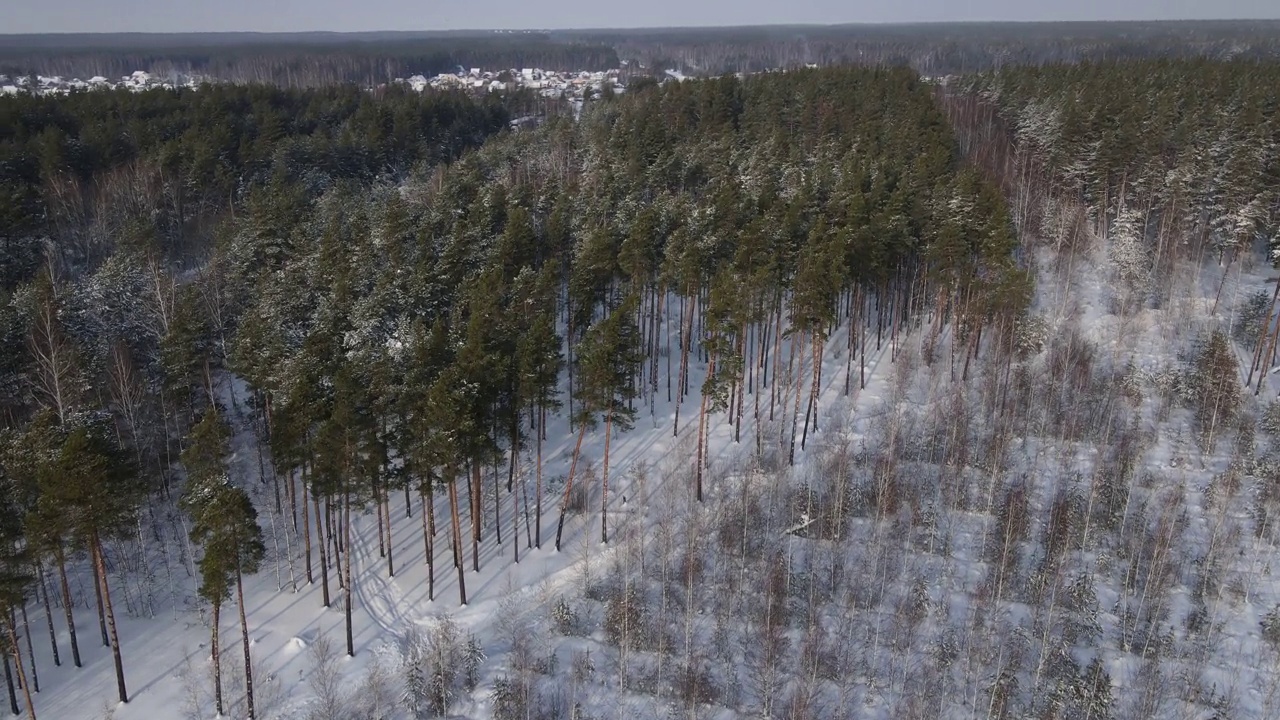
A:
[986, 666, 1020, 720]
[488, 671, 560, 717]
[603, 586, 650, 650]
[551, 596, 580, 635]
[1234, 290, 1272, 350]
[1013, 313, 1049, 358]
[399, 615, 475, 717]
[355, 654, 397, 720]
[425, 616, 461, 714]
[462, 633, 485, 692]
[1119, 361, 1144, 403]
[1261, 400, 1280, 439]
[904, 577, 932, 626]
[1063, 573, 1103, 646]
[1184, 330, 1241, 449]
[1046, 329, 1096, 397]
[1262, 605, 1280, 649]
[987, 481, 1031, 575]
[306, 632, 349, 720]
[570, 649, 595, 684]
[491, 677, 526, 720]
[1108, 206, 1152, 298]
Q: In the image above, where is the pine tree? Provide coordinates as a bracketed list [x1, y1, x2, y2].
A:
[557, 298, 641, 549]
[314, 365, 375, 657]
[0, 474, 36, 720]
[515, 270, 563, 550]
[423, 364, 478, 606]
[37, 424, 143, 704]
[182, 410, 266, 720]
[185, 479, 266, 720]
[1, 414, 70, 669]
[405, 317, 452, 603]
[179, 411, 231, 716]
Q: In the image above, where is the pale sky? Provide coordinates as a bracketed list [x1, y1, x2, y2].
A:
[2, 0, 1278, 34]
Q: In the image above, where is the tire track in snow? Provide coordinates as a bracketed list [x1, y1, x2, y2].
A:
[351, 514, 412, 641]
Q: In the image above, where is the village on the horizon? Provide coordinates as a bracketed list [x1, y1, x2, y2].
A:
[0, 65, 640, 100]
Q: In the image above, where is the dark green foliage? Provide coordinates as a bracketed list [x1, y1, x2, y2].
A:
[575, 302, 642, 432]
[185, 479, 266, 607]
[0, 473, 31, 613]
[1235, 291, 1272, 350]
[971, 59, 1280, 263]
[37, 422, 142, 544]
[0, 83, 510, 291]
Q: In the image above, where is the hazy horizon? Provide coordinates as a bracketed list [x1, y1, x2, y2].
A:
[3, 0, 1279, 35]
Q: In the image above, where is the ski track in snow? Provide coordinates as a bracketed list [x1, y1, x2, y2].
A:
[352, 513, 413, 642]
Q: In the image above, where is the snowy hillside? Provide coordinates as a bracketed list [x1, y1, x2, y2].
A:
[5, 60, 1280, 720]
[19, 222, 1280, 720]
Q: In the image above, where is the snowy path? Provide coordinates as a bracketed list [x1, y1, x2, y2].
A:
[352, 513, 413, 641]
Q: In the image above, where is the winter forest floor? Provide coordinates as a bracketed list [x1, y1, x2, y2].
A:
[24, 218, 1280, 720]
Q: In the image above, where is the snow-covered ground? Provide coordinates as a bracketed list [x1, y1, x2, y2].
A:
[24, 214, 1280, 719]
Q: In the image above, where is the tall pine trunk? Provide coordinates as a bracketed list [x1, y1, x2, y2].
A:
[468, 463, 481, 573]
[448, 472, 467, 606]
[492, 451, 502, 546]
[301, 468, 312, 586]
[801, 333, 821, 450]
[770, 295, 783, 420]
[536, 404, 544, 549]
[1, 644, 16, 717]
[326, 501, 340, 587]
[735, 323, 747, 444]
[556, 422, 590, 552]
[601, 408, 613, 544]
[313, 495, 330, 607]
[211, 601, 223, 717]
[93, 535, 128, 703]
[55, 552, 80, 667]
[19, 605, 36, 693]
[675, 290, 695, 436]
[374, 477, 386, 559]
[507, 410, 520, 493]
[1247, 279, 1280, 386]
[788, 330, 803, 466]
[237, 567, 255, 720]
[512, 450, 521, 563]
[343, 491, 353, 658]
[383, 491, 394, 577]
[420, 486, 434, 602]
[37, 563, 59, 667]
[5, 617, 34, 720]
[89, 549, 108, 647]
[696, 353, 715, 502]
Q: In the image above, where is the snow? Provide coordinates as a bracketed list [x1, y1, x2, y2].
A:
[25, 202, 1280, 718]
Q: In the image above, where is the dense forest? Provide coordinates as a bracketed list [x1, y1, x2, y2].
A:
[593, 20, 1280, 75]
[2, 44, 1280, 719]
[0, 83, 518, 293]
[0, 65, 1027, 718]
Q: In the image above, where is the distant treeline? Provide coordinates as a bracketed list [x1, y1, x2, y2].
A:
[0, 35, 621, 87]
[4, 21, 1280, 87]
[565, 20, 1280, 75]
